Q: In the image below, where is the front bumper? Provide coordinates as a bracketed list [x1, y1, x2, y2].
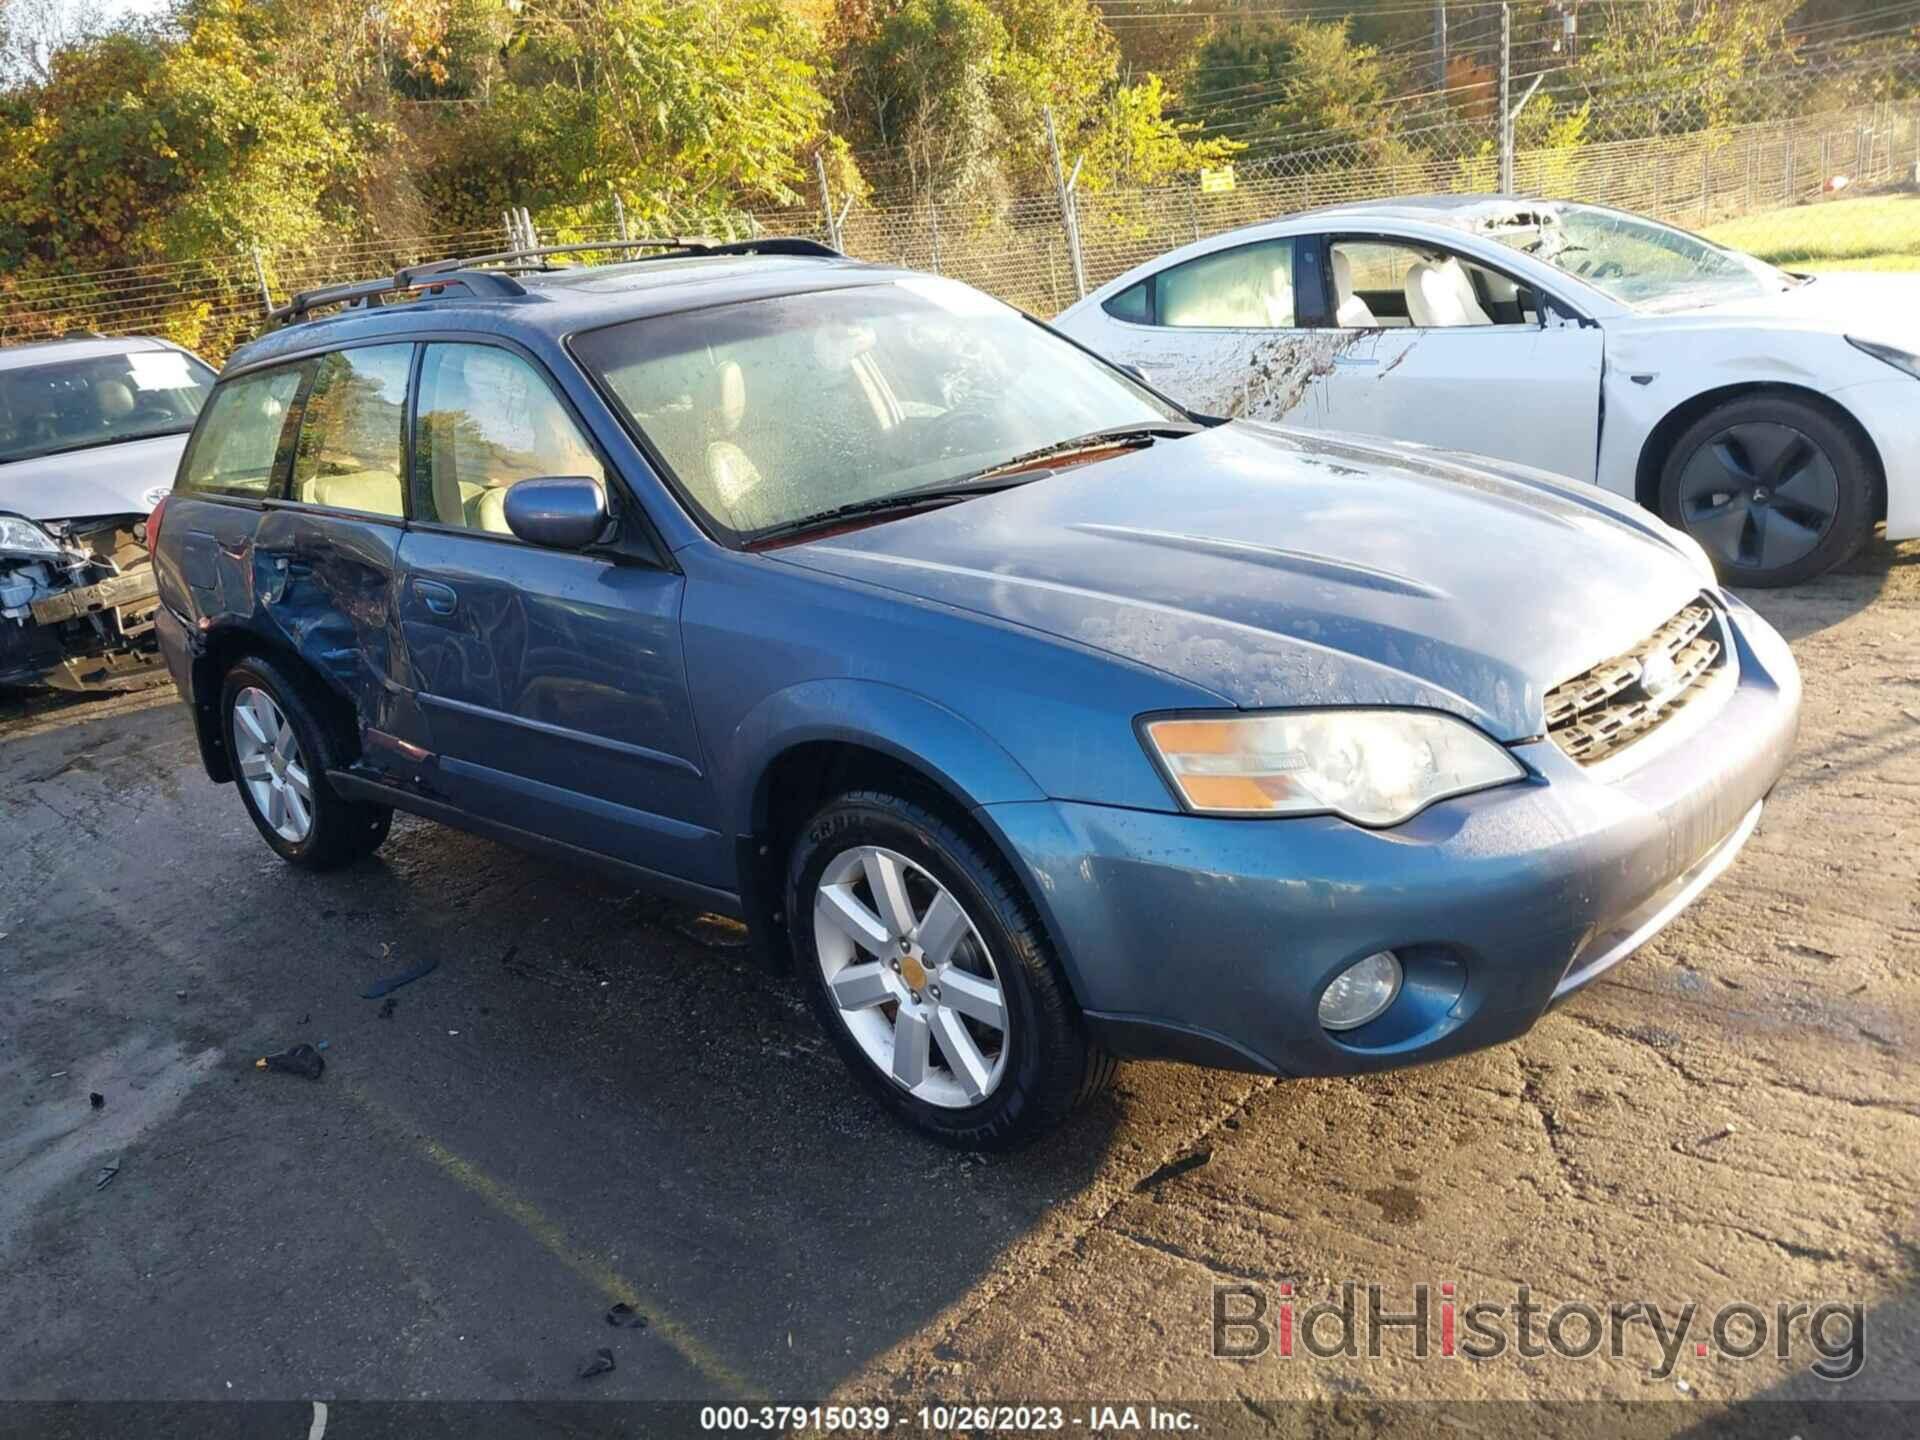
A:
[982, 594, 1800, 1078]
[0, 562, 165, 692]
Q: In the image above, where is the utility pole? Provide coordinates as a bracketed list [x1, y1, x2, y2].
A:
[1433, 0, 1448, 91]
[1498, 3, 1514, 193]
[613, 193, 629, 243]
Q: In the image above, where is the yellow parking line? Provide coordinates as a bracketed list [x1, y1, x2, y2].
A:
[346, 1085, 765, 1400]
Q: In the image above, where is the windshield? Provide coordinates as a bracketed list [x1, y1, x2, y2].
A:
[1481, 202, 1797, 311]
[573, 278, 1183, 540]
[0, 348, 215, 466]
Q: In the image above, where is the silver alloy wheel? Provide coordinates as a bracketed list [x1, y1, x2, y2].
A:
[813, 845, 1010, 1109]
[231, 686, 313, 843]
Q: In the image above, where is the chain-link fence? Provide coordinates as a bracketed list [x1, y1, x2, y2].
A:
[4, 66, 1917, 358]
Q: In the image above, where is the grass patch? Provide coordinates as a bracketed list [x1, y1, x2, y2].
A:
[1705, 190, 1920, 272]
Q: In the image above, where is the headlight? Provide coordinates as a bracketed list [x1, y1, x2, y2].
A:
[0, 514, 61, 558]
[1142, 709, 1526, 827]
[1847, 336, 1920, 380]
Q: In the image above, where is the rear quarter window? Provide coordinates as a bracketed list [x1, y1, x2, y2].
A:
[176, 365, 308, 500]
[1103, 282, 1150, 324]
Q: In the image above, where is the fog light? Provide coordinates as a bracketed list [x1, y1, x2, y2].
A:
[1319, 950, 1403, 1032]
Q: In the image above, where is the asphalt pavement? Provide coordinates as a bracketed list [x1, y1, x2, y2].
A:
[2, 540, 1916, 1438]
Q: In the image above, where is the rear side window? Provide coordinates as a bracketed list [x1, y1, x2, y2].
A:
[412, 344, 604, 535]
[1154, 238, 1295, 328]
[290, 345, 413, 518]
[175, 365, 305, 500]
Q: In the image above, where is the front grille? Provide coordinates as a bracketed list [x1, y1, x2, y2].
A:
[1545, 602, 1724, 765]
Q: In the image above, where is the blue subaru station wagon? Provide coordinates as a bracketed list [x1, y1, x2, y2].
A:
[150, 238, 1800, 1148]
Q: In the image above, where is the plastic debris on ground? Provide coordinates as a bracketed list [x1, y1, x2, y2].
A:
[255, 1043, 326, 1080]
[577, 1348, 616, 1380]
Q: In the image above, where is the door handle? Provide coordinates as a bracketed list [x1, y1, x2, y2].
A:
[412, 578, 458, 616]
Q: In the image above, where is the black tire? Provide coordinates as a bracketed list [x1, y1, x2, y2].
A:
[787, 788, 1116, 1150]
[219, 656, 391, 871]
[1657, 394, 1876, 588]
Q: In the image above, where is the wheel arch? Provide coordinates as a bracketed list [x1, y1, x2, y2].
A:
[189, 623, 361, 784]
[722, 680, 1049, 976]
[1634, 381, 1888, 524]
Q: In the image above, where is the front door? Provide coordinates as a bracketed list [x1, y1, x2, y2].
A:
[393, 341, 721, 888]
[1301, 237, 1606, 481]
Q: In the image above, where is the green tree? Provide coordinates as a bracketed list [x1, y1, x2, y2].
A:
[1186, 19, 1407, 166]
[831, 0, 1008, 195]
[1571, 0, 1801, 135]
[0, 1, 358, 270]
[412, 0, 833, 232]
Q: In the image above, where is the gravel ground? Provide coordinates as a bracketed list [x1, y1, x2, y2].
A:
[1, 537, 1914, 1437]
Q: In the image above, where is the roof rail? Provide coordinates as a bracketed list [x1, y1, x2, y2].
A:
[267, 235, 842, 330]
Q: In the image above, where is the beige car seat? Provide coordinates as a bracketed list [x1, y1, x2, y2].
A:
[703, 361, 764, 516]
[1331, 250, 1378, 327]
[1405, 258, 1493, 328]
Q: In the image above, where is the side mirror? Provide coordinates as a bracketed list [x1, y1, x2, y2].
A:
[1117, 364, 1152, 386]
[503, 477, 609, 551]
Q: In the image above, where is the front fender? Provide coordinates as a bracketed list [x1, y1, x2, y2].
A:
[719, 677, 1046, 841]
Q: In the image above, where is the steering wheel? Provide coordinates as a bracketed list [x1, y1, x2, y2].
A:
[923, 406, 1005, 457]
[1587, 260, 1628, 281]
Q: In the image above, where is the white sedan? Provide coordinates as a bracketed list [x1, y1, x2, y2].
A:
[1055, 196, 1920, 586]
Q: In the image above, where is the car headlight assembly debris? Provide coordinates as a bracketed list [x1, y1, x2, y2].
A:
[0, 514, 64, 559]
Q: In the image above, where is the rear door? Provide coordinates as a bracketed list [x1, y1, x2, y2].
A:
[393, 340, 719, 887]
[1300, 235, 1605, 481]
[265, 343, 419, 730]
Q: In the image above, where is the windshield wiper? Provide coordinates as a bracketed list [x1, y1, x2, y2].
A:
[966, 422, 1201, 483]
[746, 423, 1200, 547]
[745, 475, 1036, 546]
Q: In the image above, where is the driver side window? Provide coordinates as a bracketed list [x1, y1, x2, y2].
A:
[412, 344, 605, 536]
[1326, 240, 1539, 330]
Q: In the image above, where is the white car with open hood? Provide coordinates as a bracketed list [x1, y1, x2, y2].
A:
[1, 336, 214, 690]
[1054, 196, 1920, 586]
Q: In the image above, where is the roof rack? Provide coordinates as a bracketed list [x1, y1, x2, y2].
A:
[267, 235, 842, 330]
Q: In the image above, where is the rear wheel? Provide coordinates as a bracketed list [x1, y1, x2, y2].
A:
[787, 788, 1114, 1149]
[1658, 395, 1875, 587]
[220, 656, 391, 870]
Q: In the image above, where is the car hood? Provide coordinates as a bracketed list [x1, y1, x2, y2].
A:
[776, 424, 1710, 741]
[1647, 271, 1920, 349]
[0, 432, 186, 523]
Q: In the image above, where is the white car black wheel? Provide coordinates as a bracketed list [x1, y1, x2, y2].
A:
[1660, 395, 1876, 588]
[789, 787, 1115, 1149]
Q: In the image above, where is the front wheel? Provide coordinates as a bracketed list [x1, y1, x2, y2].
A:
[1658, 396, 1876, 587]
[787, 789, 1114, 1149]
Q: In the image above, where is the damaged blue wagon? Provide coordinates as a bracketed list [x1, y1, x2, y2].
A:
[150, 238, 1800, 1148]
